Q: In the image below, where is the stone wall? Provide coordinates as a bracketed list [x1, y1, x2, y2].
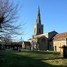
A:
[53, 39, 66, 52]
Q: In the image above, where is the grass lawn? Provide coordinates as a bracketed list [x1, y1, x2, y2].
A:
[0, 49, 67, 67]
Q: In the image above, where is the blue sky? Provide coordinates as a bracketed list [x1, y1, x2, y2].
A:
[13, 0, 67, 41]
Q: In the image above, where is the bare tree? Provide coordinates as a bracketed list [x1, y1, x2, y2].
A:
[0, 0, 22, 37]
[2, 34, 12, 45]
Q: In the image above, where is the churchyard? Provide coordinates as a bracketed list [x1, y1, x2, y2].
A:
[0, 49, 67, 67]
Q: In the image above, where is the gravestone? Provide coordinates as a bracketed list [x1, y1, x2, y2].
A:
[60, 45, 67, 58]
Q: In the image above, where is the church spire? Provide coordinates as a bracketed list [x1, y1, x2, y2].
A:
[34, 7, 43, 35]
[36, 6, 41, 24]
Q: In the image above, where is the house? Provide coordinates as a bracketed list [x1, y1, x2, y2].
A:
[53, 32, 67, 52]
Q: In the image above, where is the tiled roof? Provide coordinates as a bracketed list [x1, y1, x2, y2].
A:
[53, 32, 67, 41]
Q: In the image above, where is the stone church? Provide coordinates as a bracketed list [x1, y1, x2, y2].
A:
[22, 7, 58, 50]
[22, 7, 67, 51]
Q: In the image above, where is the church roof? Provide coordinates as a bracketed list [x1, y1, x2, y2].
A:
[53, 32, 67, 41]
[33, 31, 58, 39]
[33, 34, 47, 39]
[44, 31, 58, 40]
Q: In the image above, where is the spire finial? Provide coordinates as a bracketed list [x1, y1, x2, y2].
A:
[38, 6, 40, 16]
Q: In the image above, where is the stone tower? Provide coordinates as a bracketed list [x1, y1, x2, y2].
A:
[34, 7, 43, 36]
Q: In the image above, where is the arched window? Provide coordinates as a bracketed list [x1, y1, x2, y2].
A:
[41, 38, 46, 44]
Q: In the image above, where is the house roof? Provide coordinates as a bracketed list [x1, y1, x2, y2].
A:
[53, 32, 67, 41]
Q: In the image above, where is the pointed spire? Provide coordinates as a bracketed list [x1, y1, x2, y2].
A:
[36, 6, 41, 24]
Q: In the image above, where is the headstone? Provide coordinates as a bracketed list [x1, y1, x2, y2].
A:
[60, 45, 67, 58]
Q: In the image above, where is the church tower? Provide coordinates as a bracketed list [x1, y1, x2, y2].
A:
[34, 7, 43, 36]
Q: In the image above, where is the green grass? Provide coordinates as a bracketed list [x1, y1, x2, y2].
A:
[0, 49, 67, 67]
